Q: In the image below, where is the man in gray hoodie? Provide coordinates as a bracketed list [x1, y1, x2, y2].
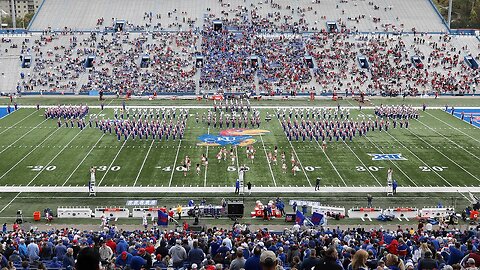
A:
[169, 239, 187, 268]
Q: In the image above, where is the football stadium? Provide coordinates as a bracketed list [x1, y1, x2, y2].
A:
[0, 0, 479, 269]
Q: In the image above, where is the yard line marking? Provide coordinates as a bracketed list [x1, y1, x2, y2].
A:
[384, 130, 453, 187]
[314, 140, 347, 186]
[259, 135, 277, 187]
[416, 118, 480, 162]
[134, 140, 155, 186]
[203, 127, 210, 187]
[405, 126, 480, 182]
[431, 111, 480, 141]
[276, 118, 312, 187]
[98, 138, 128, 186]
[0, 110, 36, 136]
[363, 135, 418, 186]
[0, 118, 49, 155]
[62, 134, 105, 186]
[0, 127, 62, 181]
[343, 141, 382, 186]
[169, 139, 183, 187]
[27, 128, 86, 186]
[0, 192, 21, 214]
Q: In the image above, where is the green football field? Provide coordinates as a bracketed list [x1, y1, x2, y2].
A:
[0, 101, 479, 192]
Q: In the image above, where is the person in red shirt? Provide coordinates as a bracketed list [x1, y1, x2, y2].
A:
[106, 238, 116, 254]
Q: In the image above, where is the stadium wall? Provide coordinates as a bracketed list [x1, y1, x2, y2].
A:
[27, 0, 46, 31]
[426, 0, 450, 32]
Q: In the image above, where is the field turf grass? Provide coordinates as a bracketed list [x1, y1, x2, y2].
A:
[0, 96, 479, 223]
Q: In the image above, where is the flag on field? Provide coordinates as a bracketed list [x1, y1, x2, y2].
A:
[311, 212, 324, 226]
[157, 210, 169, 226]
[295, 210, 305, 225]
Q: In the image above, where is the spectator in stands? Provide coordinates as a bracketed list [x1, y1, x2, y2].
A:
[18, 239, 27, 260]
[99, 241, 113, 264]
[156, 240, 169, 259]
[300, 249, 320, 270]
[26, 239, 39, 262]
[465, 258, 478, 270]
[76, 247, 101, 270]
[245, 247, 262, 270]
[169, 239, 187, 268]
[46, 257, 62, 269]
[115, 251, 132, 267]
[385, 253, 404, 270]
[153, 254, 167, 268]
[315, 247, 342, 270]
[116, 236, 129, 255]
[417, 251, 438, 270]
[448, 243, 464, 265]
[349, 249, 369, 270]
[138, 248, 152, 269]
[62, 248, 75, 269]
[54, 240, 67, 261]
[189, 240, 205, 266]
[230, 248, 246, 270]
[260, 250, 277, 270]
[130, 253, 147, 270]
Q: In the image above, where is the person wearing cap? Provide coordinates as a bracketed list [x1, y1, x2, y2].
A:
[130, 253, 148, 270]
[153, 254, 167, 268]
[115, 251, 132, 267]
[314, 247, 342, 270]
[116, 237, 128, 255]
[260, 250, 278, 270]
[230, 249, 246, 270]
[99, 241, 113, 264]
[138, 247, 152, 269]
[55, 240, 67, 261]
[191, 263, 199, 270]
[405, 261, 414, 270]
[169, 239, 187, 268]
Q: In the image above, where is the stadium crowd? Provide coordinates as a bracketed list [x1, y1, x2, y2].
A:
[2, 221, 480, 270]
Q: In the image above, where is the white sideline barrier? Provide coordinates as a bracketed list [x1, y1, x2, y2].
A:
[57, 207, 92, 218]
[94, 207, 130, 218]
[348, 208, 382, 219]
[132, 207, 166, 218]
[312, 206, 346, 216]
[383, 208, 419, 219]
[420, 207, 455, 218]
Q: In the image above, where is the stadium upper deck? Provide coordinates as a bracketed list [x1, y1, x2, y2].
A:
[0, 0, 478, 95]
[29, 0, 447, 33]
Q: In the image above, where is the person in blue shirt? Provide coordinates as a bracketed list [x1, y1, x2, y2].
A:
[116, 237, 128, 254]
[244, 247, 261, 270]
[55, 240, 67, 261]
[116, 251, 132, 267]
[47, 257, 63, 269]
[63, 248, 75, 270]
[130, 255, 147, 270]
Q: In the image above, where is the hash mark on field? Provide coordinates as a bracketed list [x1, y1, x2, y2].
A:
[63, 134, 105, 186]
[203, 127, 210, 187]
[259, 135, 277, 187]
[315, 140, 346, 186]
[363, 135, 418, 186]
[405, 126, 480, 183]
[0, 127, 62, 181]
[27, 129, 86, 186]
[343, 141, 382, 186]
[0, 118, 49, 155]
[169, 139, 183, 187]
[0, 110, 36, 136]
[384, 130, 453, 187]
[98, 138, 128, 186]
[134, 140, 154, 186]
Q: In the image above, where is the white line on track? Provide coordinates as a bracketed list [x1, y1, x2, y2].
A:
[62, 134, 105, 186]
[169, 139, 183, 187]
[429, 111, 480, 143]
[98, 138, 128, 186]
[314, 140, 347, 186]
[0, 118, 49, 155]
[259, 135, 277, 187]
[363, 135, 418, 186]
[0, 192, 21, 214]
[418, 114, 480, 161]
[383, 130, 453, 187]
[27, 128, 86, 186]
[342, 141, 382, 186]
[0, 127, 62, 180]
[0, 110, 36, 136]
[404, 125, 480, 182]
[203, 127, 210, 187]
[134, 140, 155, 186]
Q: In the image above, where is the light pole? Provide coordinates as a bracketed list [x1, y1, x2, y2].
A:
[447, 0, 453, 29]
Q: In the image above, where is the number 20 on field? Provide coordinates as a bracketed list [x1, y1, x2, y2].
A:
[356, 166, 448, 172]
